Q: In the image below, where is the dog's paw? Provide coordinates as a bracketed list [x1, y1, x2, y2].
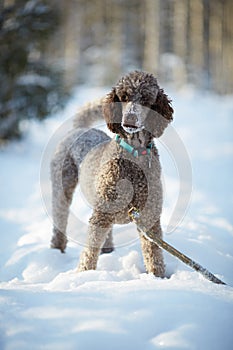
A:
[50, 230, 67, 253]
[100, 247, 114, 254]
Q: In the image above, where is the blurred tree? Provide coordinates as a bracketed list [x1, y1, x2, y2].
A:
[0, 0, 67, 142]
[143, 0, 160, 74]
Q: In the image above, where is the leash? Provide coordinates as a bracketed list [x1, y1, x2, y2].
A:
[128, 207, 226, 285]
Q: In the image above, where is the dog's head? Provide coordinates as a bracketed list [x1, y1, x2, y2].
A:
[103, 71, 173, 138]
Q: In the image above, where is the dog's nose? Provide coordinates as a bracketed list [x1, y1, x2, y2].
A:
[125, 113, 138, 126]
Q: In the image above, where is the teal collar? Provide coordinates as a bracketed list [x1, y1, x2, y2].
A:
[115, 134, 153, 157]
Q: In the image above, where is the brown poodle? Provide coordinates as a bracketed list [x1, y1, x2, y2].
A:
[50, 71, 173, 277]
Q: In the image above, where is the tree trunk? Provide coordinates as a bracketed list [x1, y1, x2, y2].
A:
[143, 0, 160, 75]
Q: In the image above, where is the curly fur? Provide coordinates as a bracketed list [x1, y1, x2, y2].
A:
[50, 70, 173, 277]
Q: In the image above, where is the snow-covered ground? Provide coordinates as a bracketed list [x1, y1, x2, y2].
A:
[0, 85, 233, 350]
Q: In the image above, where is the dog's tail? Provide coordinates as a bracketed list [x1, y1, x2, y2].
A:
[73, 98, 105, 129]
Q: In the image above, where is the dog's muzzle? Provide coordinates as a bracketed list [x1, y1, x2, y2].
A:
[122, 118, 144, 134]
[122, 102, 145, 134]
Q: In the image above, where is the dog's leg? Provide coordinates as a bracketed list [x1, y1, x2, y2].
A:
[139, 219, 165, 278]
[78, 211, 113, 271]
[50, 152, 78, 253]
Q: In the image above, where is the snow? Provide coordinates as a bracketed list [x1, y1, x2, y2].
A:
[0, 85, 233, 349]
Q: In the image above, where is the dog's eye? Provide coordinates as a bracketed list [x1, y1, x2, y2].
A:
[121, 94, 128, 102]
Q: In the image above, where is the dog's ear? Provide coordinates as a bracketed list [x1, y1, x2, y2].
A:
[154, 89, 174, 122]
[145, 89, 174, 138]
[102, 88, 125, 135]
